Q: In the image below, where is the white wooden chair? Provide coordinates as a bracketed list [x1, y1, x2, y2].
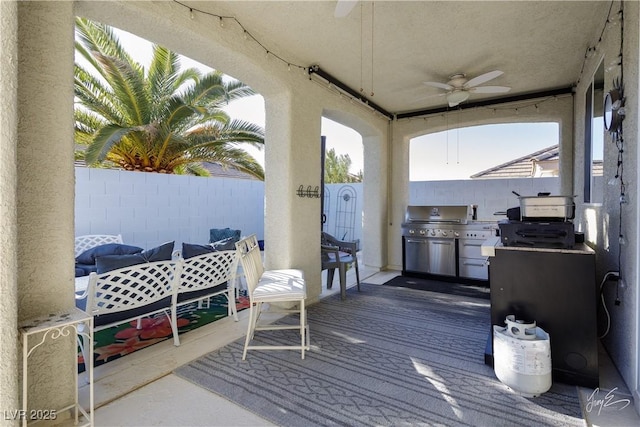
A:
[172, 250, 240, 346]
[74, 234, 123, 258]
[235, 235, 309, 360]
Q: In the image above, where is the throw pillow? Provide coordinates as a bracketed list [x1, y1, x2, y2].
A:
[210, 236, 237, 251]
[209, 228, 241, 244]
[140, 241, 174, 262]
[76, 243, 143, 265]
[95, 242, 175, 273]
[182, 242, 215, 259]
[75, 263, 97, 277]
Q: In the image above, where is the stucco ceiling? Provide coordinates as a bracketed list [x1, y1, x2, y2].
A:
[183, 1, 611, 116]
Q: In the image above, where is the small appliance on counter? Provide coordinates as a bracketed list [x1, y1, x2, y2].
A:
[498, 219, 575, 249]
[497, 192, 577, 249]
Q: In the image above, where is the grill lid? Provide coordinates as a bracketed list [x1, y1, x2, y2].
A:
[404, 205, 469, 224]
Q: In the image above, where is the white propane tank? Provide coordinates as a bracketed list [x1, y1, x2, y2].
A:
[493, 315, 552, 397]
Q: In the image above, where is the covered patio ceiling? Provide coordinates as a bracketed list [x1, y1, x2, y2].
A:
[181, 1, 611, 116]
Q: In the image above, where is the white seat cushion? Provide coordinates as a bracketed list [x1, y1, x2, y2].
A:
[253, 269, 306, 301]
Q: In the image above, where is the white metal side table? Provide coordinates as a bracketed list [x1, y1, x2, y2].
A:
[20, 307, 94, 427]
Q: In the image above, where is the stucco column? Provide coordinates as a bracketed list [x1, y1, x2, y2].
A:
[16, 0, 76, 414]
[263, 91, 323, 302]
[362, 132, 388, 269]
[1, 0, 20, 417]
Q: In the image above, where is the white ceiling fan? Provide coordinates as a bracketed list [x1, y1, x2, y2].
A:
[423, 70, 511, 107]
[334, 0, 359, 18]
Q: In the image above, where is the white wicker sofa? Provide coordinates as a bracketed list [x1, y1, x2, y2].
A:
[172, 249, 239, 345]
[75, 242, 240, 364]
[74, 234, 123, 258]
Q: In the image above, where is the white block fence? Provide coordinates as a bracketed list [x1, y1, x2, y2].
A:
[76, 167, 589, 253]
[75, 167, 364, 251]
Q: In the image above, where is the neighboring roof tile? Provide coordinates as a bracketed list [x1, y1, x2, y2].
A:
[470, 145, 602, 178]
[200, 162, 259, 180]
[470, 145, 559, 179]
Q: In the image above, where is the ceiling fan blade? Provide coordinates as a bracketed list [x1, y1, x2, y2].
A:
[334, 0, 358, 18]
[464, 70, 503, 88]
[423, 81, 453, 90]
[470, 86, 512, 94]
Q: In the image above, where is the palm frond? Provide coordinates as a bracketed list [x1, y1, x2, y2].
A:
[174, 67, 203, 92]
[189, 119, 265, 149]
[148, 46, 182, 103]
[94, 52, 149, 125]
[176, 146, 264, 180]
[75, 17, 142, 75]
[85, 124, 139, 165]
[174, 162, 211, 176]
[223, 79, 257, 102]
[75, 109, 106, 145]
[75, 65, 126, 125]
[75, 18, 264, 177]
[186, 75, 229, 107]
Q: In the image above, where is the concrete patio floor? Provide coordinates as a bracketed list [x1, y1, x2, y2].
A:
[78, 261, 639, 426]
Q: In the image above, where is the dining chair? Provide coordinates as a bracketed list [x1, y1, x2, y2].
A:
[321, 232, 361, 300]
[235, 234, 309, 360]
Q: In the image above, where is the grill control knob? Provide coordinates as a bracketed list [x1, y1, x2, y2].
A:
[430, 230, 436, 236]
[419, 229, 426, 235]
[409, 229, 415, 235]
[454, 231, 460, 237]
[442, 231, 448, 237]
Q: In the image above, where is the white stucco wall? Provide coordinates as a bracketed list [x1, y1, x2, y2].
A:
[15, 0, 77, 415]
[1, 0, 20, 417]
[572, 1, 640, 409]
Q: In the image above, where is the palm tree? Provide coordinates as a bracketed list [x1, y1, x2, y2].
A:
[74, 18, 265, 179]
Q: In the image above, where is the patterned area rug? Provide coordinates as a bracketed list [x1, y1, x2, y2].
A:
[78, 294, 249, 372]
[174, 284, 584, 426]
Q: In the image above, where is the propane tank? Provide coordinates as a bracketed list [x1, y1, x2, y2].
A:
[493, 315, 552, 397]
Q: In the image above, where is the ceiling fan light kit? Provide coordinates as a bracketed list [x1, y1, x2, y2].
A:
[446, 90, 471, 107]
[423, 70, 511, 108]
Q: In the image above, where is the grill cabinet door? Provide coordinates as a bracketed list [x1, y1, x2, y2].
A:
[426, 238, 456, 276]
[404, 238, 429, 273]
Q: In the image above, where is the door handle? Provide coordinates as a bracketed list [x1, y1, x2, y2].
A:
[463, 261, 486, 267]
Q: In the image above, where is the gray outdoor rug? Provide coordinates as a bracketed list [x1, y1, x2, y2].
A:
[174, 284, 585, 426]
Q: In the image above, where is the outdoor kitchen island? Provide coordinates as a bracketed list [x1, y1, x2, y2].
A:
[482, 238, 599, 388]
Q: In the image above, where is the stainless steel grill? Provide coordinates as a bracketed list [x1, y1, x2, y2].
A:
[401, 205, 495, 280]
